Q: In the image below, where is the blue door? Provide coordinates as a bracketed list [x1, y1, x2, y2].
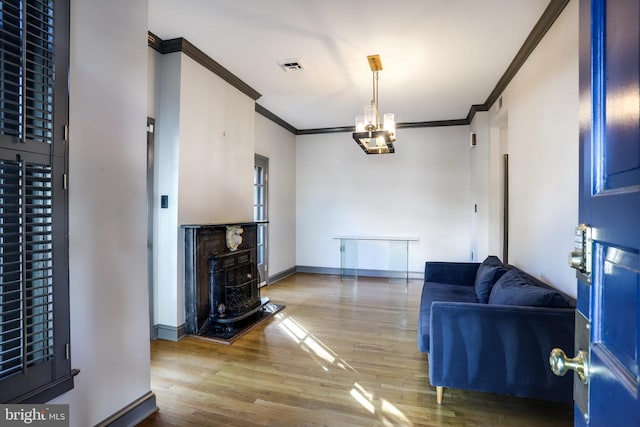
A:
[573, 0, 640, 425]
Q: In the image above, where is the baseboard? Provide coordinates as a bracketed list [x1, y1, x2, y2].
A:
[295, 265, 423, 280]
[295, 265, 341, 275]
[154, 323, 186, 342]
[342, 268, 419, 280]
[95, 391, 157, 427]
[268, 267, 296, 284]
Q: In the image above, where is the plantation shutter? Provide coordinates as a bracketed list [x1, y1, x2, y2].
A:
[0, 0, 72, 403]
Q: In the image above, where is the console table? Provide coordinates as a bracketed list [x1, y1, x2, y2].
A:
[334, 236, 418, 285]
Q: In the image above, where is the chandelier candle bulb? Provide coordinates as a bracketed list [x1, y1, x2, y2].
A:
[364, 105, 377, 130]
[384, 113, 395, 134]
[355, 116, 366, 132]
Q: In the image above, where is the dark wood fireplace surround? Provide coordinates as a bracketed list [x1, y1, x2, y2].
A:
[182, 222, 266, 335]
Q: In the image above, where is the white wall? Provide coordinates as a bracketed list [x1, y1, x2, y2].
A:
[55, 0, 152, 425]
[488, 0, 579, 296]
[296, 126, 472, 275]
[147, 48, 159, 119]
[470, 111, 506, 262]
[150, 46, 298, 328]
[177, 55, 255, 225]
[151, 52, 257, 329]
[151, 51, 182, 328]
[254, 114, 297, 278]
[470, 112, 489, 261]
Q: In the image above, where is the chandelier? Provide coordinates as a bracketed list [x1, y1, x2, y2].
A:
[352, 55, 396, 154]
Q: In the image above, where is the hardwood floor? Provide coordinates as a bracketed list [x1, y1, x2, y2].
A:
[139, 273, 573, 426]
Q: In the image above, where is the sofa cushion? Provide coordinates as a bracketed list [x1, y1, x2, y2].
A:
[474, 257, 508, 303]
[418, 282, 478, 352]
[488, 270, 571, 308]
[480, 255, 503, 267]
[424, 262, 480, 287]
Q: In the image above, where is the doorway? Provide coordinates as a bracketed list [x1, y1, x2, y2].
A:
[497, 123, 509, 264]
[501, 153, 509, 263]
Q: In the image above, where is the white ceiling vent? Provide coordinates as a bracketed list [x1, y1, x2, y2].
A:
[277, 58, 305, 72]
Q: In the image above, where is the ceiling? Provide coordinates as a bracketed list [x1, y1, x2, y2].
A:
[148, 0, 552, 131]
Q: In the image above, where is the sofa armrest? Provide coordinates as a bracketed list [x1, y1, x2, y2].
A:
[424, 262, 480, 286]
[428, 301, 574, 402]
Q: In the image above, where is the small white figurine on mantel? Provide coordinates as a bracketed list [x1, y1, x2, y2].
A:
[225, 225, 243, 251]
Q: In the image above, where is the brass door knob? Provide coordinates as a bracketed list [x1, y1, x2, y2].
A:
[550, 348, 589, 384]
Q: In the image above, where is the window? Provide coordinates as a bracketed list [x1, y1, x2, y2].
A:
[0, 0, 72, 403]
[254, 155, 268, 286]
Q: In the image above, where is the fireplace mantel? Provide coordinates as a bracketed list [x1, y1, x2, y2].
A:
[181, 220, 268, 229]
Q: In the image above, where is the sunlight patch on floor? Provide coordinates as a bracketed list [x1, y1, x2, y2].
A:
[275, 312, 412, 426]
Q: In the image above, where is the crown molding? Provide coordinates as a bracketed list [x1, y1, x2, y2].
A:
[255, 104, 297, 134]
[296, 126, 353, 135]
[398, 119, 469, 129]
[148, 0, 571, 134]
[148, 33, 261, 101]
[468, 0, 571, 122]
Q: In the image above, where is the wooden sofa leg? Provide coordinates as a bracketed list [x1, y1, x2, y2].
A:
[436, 386, 443, 404]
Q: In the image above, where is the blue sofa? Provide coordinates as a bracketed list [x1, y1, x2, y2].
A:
[418, 256, 575, 404]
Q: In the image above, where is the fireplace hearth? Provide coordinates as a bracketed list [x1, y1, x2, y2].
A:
[182, 222, 270, 337]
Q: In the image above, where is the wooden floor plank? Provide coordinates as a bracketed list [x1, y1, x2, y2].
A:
[139, 273, 573, 426]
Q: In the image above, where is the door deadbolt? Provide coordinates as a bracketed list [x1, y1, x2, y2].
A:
[569, 224, 592, 279]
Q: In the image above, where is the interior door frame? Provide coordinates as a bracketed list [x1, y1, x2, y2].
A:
[147, 117, 156, 338]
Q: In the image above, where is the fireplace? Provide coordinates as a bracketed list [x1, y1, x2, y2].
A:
[182, 222, 268, 336]
[208, 249, 261, 321]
